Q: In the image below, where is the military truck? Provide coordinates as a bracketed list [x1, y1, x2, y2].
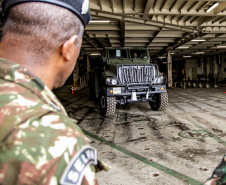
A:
[89, 48, 168, 116]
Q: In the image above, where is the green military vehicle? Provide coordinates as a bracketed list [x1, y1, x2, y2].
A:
[89, 48, 168, 116]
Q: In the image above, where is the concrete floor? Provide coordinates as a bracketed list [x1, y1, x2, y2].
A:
[54, 86, 226, 185]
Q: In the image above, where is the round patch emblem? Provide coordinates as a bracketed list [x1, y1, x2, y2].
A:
[81, 0, 89, 14]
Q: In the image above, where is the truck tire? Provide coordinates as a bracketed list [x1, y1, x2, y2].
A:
[149, 92, 168, 111]
[100, 88, 116, 116]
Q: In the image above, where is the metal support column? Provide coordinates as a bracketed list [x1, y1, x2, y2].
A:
[87, 55, 90, 81]
[167, 49, 173, 87]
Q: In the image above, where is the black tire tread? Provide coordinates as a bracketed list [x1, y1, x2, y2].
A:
[158, 92, 168, 110]
[105, 96, 116, 116]
[149, 92, 168, 111]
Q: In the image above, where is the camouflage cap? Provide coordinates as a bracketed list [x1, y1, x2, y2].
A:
[1, 0, 91, 27]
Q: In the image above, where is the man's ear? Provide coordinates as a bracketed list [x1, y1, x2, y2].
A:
[61, 35, 78, 61]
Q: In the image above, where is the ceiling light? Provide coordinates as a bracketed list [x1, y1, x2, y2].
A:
[183, 56, 192, 58]
[191, 39, 206, 42]
[193, 52, 205, 54]
[90, 20, 110, 23]
[90, 53, 100, 55]
[178, 46, 189, 49]
[217, 46, 226, 48]
[171, 53, 175, 54]
[206, 2, 219, 13]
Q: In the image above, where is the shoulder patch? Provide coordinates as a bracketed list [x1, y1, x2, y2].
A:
[60, 146, 97, 185]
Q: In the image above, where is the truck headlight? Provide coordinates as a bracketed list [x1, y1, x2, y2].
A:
[111, 79, 117, 85]
[156, 77, 162, 83]
[106, 78, 118, 85]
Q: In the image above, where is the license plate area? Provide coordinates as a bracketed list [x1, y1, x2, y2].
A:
[113, 87, 121, 95]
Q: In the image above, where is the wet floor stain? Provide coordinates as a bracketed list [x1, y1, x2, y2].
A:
[147, 120, 190, 131]
[64, 104, 226, 146]
[126, 137, 147, 142]
[169, 121, 190, 131]
[179, 130, 213, 139]
[55, 87, 226, 185]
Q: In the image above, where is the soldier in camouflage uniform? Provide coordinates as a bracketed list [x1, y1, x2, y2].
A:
[0, 0, 99, 184]
[204, 155, 226, 185]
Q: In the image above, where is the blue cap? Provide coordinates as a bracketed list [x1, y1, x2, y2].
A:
[1, 0, 91, 27]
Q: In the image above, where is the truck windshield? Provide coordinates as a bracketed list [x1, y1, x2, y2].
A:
[109, 49, 128, 59]
[130, 49, 148, 59]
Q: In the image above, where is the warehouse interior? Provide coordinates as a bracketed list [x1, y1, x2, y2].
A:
[54, 1, 226, 184]
[1, 0, 225, 184]
[69, 0, 226, 89]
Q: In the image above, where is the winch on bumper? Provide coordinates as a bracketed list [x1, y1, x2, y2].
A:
[106, 85, 167, 105]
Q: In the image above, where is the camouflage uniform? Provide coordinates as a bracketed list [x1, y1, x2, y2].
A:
[204, 155, 226, 185]
[0, 58, 97, 185]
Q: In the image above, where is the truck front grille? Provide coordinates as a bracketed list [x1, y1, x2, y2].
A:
[117, 64, 159, 85]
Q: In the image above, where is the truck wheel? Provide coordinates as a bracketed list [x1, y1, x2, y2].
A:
[149, 92, 168, 111]
[100, 88, 116, 116]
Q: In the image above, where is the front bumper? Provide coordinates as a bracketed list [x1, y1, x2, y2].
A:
[106, 85, 166, 97]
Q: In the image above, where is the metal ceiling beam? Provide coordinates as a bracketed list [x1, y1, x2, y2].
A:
[170, 15, 175, 22]
[107, 36, 112, 47]
[83, 32, 99, 48]
[184, 16, 192, 23]
[169, 0, 177, 12]
[191, 1, 204, 11]
[163, 15, 168, 22]
[90, 8, 198, 32]
[90, 2, 226, 17]
[179, 1, 188, 12]
[197, 16, 215, 26]
[190, 16, 199, 24]
[143, 0, 154, 19]
[95, 37, 105, 48]
[177, 15, 183, 22]
[97, 0, 102, 10]
[110, 0, 114, 13]
[122, 0, 126, 13]
[120, 20, 125, 47]
[160, 0, 168, 12]
[152, 0, 157, 10]
[212, 17, 223, 24]
[147, 30, 161, 46]
[171, 0, 226, 1]
[153, 31, 208, 58]
[220, 17, 226, 24]
[188, 1, 198, 12]
[213, 2, 226, 15]
[93, 11, 226, 17]
[87, 0, 226, 59]
[134, 0, 138, 11]
[196, 1, 210, 12]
